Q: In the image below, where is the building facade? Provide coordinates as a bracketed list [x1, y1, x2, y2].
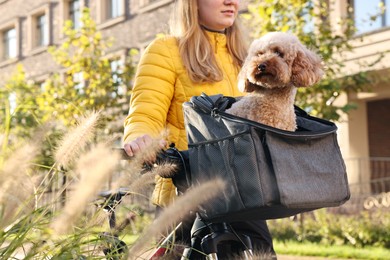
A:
[329, 1, 390, 208]
[0, 0, 175, 84]
[0, 0, 389, 210]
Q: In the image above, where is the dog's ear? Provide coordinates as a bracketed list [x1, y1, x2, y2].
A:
[291, 47, 324, 87]
[237, 63, 257, 93]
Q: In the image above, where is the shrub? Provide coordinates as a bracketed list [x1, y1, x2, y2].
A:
[268, 209, 390, 249]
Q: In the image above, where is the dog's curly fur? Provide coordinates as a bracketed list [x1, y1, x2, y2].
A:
[227, 32, 324, 131]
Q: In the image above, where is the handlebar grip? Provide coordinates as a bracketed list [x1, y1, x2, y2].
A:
[113, 147, 191, 193]
[113, 147, 187, 165]
[113, 148, 132, 160]
[98, 187, 130, 198]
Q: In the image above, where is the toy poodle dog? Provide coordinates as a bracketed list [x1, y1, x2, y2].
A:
[226, 32, 324, 131]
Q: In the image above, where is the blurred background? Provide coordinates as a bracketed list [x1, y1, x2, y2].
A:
[0, 1, 389, 258]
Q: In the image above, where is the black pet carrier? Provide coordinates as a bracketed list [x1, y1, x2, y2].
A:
[183, 93, 350, 222]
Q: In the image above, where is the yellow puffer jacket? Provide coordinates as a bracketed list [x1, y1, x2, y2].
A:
[124, 31, 243, 207]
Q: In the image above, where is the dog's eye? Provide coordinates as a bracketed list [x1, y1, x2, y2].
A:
[275, 50, 284, 58]
[257, 52, 264, 56]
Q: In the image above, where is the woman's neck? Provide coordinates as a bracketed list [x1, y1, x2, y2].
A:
[201, 25, 226, 34]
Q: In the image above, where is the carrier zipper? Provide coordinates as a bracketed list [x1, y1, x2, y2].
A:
[187, 130, 251, 146]
[218, 111, 337, 138]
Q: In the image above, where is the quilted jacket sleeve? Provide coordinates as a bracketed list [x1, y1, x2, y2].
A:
[123, 37, 176, 143]
[123, 37, 178, 207]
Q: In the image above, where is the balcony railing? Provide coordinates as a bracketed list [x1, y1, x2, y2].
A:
[336, 157, 390, 213]
[38, 156, 390, 214]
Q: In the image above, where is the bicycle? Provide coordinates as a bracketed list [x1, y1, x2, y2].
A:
[99, 147, 275, 260]
[93, 187, 134, 260]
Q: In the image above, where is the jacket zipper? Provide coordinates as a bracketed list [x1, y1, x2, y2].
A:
[214, 34, 218, 54]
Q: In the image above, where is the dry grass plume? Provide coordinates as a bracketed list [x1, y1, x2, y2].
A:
[128, 178, 226, 258]
[0, 142, 40, 228]
[54, 111, 100, 168]
[51, 144, 119, 234]
[110, 131, 171, 192]
[0, 143, 38, 201]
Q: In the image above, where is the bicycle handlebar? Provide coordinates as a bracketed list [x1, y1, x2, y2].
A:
[113, 146, 191, 193]
[98, 187, 130, 199]
[114, 147, 186, 163]
[113, 147, 132, 160]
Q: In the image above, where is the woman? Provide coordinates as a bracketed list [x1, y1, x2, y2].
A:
[123, 0, 275, 255]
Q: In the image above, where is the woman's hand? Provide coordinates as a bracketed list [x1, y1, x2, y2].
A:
[123, 134, 167, 163]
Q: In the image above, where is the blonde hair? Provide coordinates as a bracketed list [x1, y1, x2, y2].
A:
[169, 0, 247, 83]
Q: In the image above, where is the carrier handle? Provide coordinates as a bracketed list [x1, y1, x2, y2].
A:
[190, 93, 232, 114]
[192, 94, 313, 125]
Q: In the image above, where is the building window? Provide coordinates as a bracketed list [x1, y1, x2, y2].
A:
[38, 80, 46, 92]
[28, 5, 51, 53]
[2, 27, 17, 60]
[350, 0, 389, 34]
[107, 0, 123, 19]
[104, 49, 130, 98]
[8, 92, 16, 114]
[60, 0, 85, 35]
[97, 0, 125, 27]
[110, 58, 125, 96]
[69, 0, 81, 29]
[36, 14, 48, 46]
[0, 19, 20, 63]
[73, 72, 85, 93]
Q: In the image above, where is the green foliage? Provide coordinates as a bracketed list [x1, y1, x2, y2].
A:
[244, 0, 384, 121]
[0, 65, 42, 159]
[273, 240, 390, 259]
[0, 7, 137, 165]
[268, 209, 390, 249]
[38, 8, 136, 128]
[0, 15, 139, 258]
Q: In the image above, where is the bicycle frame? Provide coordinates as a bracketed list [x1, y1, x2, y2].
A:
[95, 188, 132, 259]
[149, 217, 254, 259]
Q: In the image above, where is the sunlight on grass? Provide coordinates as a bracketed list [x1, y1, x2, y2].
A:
[274, 240, 390, 260]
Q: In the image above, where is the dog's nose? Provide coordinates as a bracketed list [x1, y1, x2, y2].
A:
[258, 63, 266, 72]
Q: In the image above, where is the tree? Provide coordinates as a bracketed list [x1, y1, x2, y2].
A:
[1, 8, 137, 165]
[0, 65, 41, 159]
[243, 0, 383, 121]
[37, 8, 136, 130]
